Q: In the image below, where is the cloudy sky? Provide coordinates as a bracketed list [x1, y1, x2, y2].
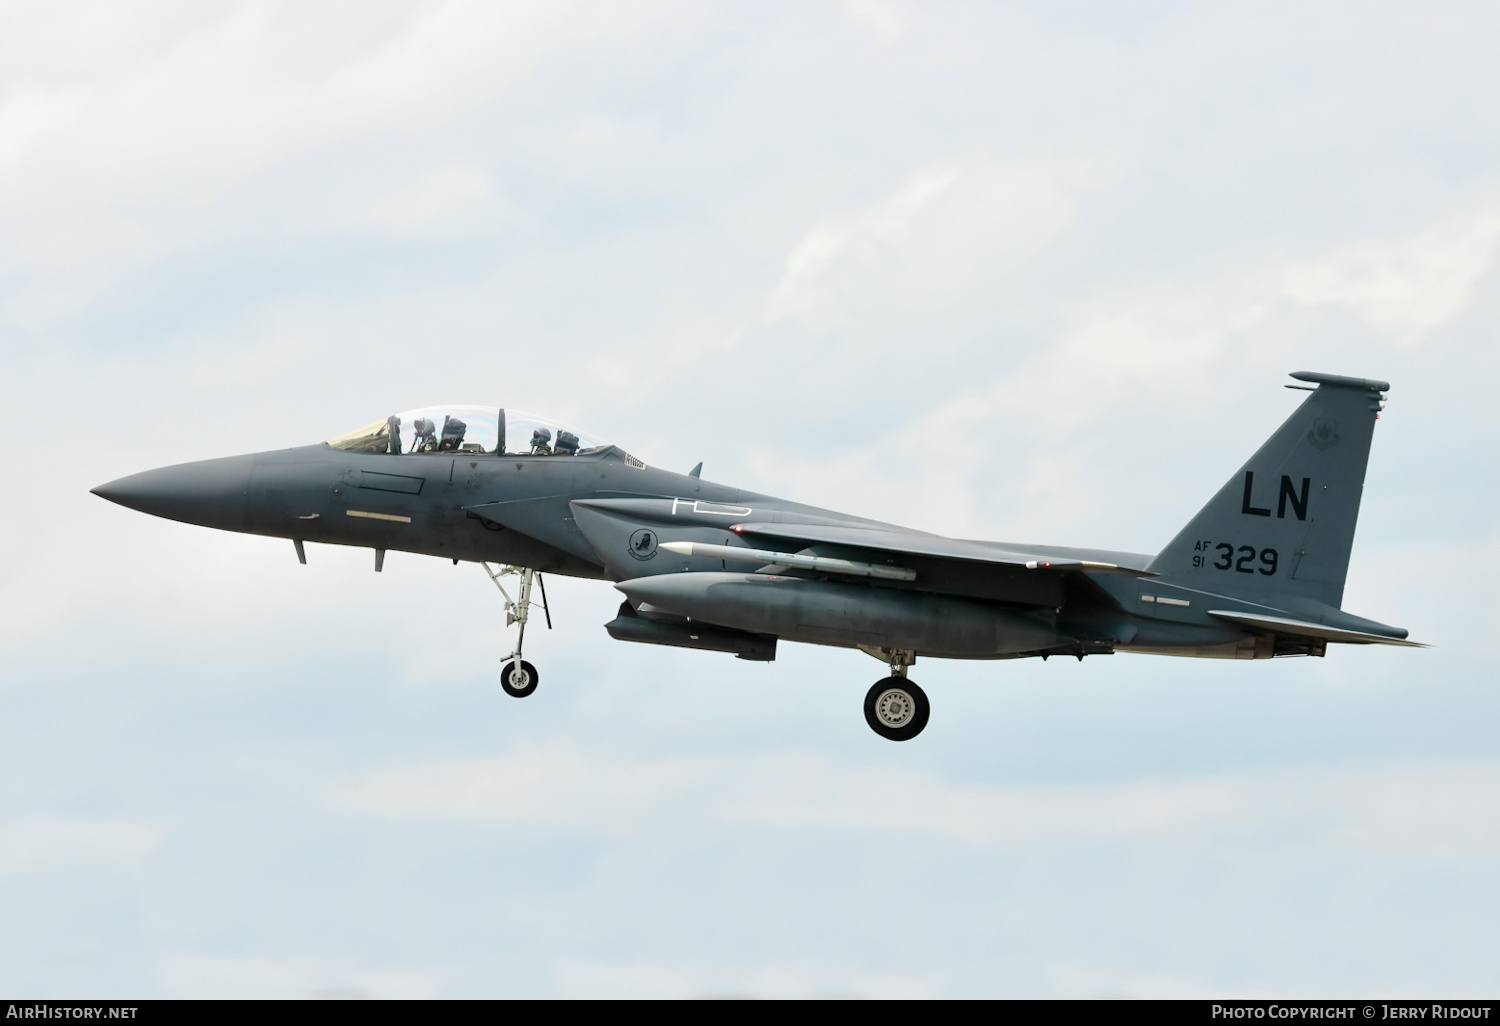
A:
[2, 0, 1498, 998]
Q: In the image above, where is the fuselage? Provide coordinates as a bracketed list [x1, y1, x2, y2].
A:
[94, 441, 1279, 661]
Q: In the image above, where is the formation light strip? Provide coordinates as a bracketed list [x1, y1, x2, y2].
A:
[346, 510, 412, 523]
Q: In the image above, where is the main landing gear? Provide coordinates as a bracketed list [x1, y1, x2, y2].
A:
[482, 563, 550, 699]
[862, 648, 929, 742]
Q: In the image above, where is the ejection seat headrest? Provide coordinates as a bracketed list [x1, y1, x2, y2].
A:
[437, 416, 467, 452]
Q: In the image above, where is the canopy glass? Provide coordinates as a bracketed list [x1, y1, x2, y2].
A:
[328, 407, 607, 456]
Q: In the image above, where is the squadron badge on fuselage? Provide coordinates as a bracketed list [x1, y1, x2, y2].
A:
[629, 528, 659, 560]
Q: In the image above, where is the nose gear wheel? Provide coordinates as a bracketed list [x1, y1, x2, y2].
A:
[501, 659, 539, 698]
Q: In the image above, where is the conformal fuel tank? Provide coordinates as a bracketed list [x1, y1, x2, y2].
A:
[615, 572, 1060, 657]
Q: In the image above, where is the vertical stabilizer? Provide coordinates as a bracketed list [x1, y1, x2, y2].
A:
[1147, 372, 1389, 610]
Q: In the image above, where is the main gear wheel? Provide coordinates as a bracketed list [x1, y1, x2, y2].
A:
[863, 676, 929, 741]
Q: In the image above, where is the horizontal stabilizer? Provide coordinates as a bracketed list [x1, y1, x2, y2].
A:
[730, 523, 1157, 577]
[1207, 610, 1426, 647]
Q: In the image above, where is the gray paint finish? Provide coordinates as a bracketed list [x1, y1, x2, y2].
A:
[91, 372, 1419, 736]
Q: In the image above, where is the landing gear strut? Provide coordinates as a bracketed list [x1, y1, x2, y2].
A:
[861, 648, 929, 741]
[482, 563, 550, 698]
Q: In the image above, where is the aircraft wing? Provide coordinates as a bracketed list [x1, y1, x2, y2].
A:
[1207, 610, 1427, 647]
[731, 522, 1158, 578]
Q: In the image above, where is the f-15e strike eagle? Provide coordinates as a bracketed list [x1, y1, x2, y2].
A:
[93, 371, 1421, 741]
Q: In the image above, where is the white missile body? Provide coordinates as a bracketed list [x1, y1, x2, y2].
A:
[658, 540, 917, 581]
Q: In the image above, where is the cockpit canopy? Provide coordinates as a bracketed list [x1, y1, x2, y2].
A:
[328, 406, 607, 457]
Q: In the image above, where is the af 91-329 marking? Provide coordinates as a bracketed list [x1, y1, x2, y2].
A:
[1191, 541, 1279, 575]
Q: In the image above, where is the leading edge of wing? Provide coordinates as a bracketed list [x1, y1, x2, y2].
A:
[730, 522, 1159, 578]
[1207, 610, 1427, 647]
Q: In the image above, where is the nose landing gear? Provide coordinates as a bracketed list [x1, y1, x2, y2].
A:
[482, 562, 550, 698]
[860, 648, 928, 741]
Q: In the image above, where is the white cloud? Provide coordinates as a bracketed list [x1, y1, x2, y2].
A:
[0, 0, 662, 327]
[0, 2, 632, 221]
[989, 197, 1500, 431]
[158, 952, 437, 999]
[764, 154, 1107, 335]
[554, 956, 931, 998]
[1284, 208, 1500, 340]
[342, 742, 701, 834]
[364, 165, 510, 238]
[0, 817, 157, 872]
[842, 0, 913, 45]
[342, 746, 1500, 856]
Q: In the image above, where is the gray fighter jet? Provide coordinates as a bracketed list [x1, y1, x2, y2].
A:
[92, 371, 1421, 741]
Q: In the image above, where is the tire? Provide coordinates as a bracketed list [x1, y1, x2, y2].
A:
[501, 659, 539, 698]
[863, 676, 930, 741]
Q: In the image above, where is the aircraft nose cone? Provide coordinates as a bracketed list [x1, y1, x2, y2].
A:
[92, 455, 252, 530]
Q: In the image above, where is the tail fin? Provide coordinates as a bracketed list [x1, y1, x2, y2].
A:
[1148, 371, 1389, 610]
